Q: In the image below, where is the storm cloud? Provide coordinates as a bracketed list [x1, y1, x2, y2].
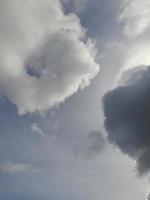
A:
[103, 66, 150, 175]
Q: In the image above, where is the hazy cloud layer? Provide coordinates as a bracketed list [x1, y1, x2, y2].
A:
[74, 130, 106, 159]
[0, 162, 36, 174]
[119, 0, 150, 38]
[147, 193, 150, 200]
[0, 0, 99, 114]
[103, 66, 150, 175]
[115, 0, 150, 76]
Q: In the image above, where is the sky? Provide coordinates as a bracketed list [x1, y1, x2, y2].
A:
[0, 0, 150, 199]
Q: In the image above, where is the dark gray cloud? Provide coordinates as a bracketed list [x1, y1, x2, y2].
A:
[103, 66, 150, 175]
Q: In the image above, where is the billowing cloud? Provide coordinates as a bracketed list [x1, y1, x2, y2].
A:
[103, 66, 150, 175]
[0, 0, 99, 115]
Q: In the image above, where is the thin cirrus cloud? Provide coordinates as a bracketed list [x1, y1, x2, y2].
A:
[0, 0, 99, 115]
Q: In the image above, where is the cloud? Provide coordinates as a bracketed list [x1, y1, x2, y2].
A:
[0, 0, 99, 115]
[31, 123, 56, 144]
[118, 0, 150, 38]
[147, 193, 150, 200]
[103, 66, 150, 175]
[0, 162, 37, 174]
[31, 123, 45, 137]
[74, 130, 105, 159]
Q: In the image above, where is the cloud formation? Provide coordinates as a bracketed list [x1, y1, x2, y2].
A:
[103, 66, 150, 175]
[0, 0, 99, 114]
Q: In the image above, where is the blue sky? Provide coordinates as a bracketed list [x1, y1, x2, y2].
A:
[0, 0, 150, 199]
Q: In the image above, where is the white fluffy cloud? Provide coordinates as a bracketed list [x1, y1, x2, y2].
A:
[0, 0, 99, 114]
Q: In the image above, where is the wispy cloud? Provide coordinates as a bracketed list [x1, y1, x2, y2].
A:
[0, 162, 38, 175]
[118, 0, 150, 38]
[31, 123, 56, 144]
